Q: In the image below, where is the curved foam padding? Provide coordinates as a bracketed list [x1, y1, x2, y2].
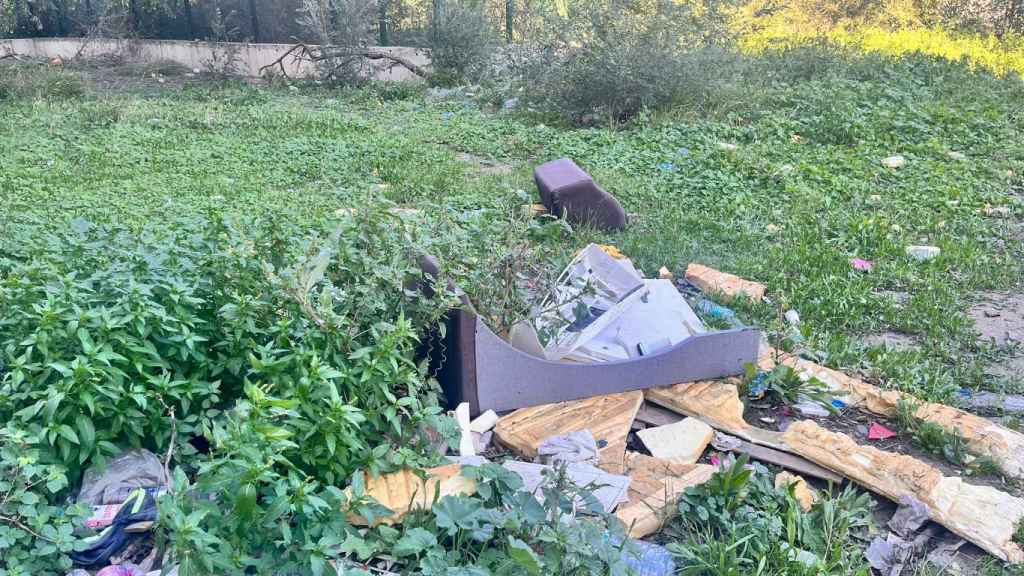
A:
[534, 158, 627, 231]
[435, 309, 761, 415]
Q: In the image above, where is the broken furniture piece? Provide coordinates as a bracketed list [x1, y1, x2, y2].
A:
[534, 158, 627, 231]
[433, 307, 760, 415]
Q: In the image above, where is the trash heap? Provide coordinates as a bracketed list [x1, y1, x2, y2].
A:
[529, 244, 706, 363]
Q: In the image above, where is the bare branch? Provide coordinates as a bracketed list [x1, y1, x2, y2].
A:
[259, 43, 429, 81]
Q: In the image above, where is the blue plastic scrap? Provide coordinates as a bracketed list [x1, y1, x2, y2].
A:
[748, 372, 769, 400]
[624, 540, 676, 576]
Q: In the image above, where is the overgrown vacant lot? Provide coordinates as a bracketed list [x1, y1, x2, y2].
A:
[3, 53, 1022, 402]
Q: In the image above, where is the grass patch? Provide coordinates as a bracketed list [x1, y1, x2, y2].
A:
[2, 50, 1022, 404]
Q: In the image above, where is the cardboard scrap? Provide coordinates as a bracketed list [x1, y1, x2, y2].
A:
[494, 391, 643, 474]
[614, 452, 716, 539]
[783, 420, 1024, 563]
[769, 350, 1024, 479]
[636, 417, 713, 464]
[775, 471, 817, 512]
[345, 464, 476, 526]
[684, 263, 766, 303]
[502, 460, 630, 514]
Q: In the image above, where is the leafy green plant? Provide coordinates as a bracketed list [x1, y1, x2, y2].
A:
[0, 426, 89, 575]
[895, 399, 1000, 474]
[667, 455, 873, 576]
[745, 364, 834, 412]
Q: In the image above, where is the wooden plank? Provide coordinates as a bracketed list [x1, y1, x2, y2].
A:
[614, 452, 715, 539]
[635, 402, 684, 427]
[493, 391, 643, 474]
[345, 464, 476, 526]
[645, 382, 842, 483]
[719, 436, 843, 484]
[784, 420, 1024, 563]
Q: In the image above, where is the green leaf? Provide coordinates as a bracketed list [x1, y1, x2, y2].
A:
[507, 536, 543, 574]
[57, 424, 79, 445]
[393, 527, 437, 557]
[76, 414, 95, 451]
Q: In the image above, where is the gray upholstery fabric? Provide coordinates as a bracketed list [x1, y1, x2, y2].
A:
[533, 158, 627, 231]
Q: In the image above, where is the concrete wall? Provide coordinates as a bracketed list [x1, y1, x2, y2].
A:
[0, 38, 430, 81]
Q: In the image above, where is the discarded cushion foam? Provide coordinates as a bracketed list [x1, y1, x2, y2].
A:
[533, 158, 627, 231]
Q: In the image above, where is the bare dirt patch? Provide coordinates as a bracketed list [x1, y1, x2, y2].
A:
[456, 152, 513, 176]
[862, 331, 918, 351]
[969, 292, 1024, 346]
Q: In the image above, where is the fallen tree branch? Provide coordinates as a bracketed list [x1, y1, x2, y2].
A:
[259, 42, 429, 81]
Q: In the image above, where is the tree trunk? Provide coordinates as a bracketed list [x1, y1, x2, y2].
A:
[432, 0, 443, 42]
[378, 0, 390, 46]
[505, 0, 513, 42]
[128, 0, 139, 34]
[183, 0, 194, 39]
[248, 0, 261, 42]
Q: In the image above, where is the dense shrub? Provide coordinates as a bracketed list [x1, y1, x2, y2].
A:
[512, 0, 734, 124]
[0, 65, 85, 101]
[0, 208, 465, 572]
[427, 1, 500, 86]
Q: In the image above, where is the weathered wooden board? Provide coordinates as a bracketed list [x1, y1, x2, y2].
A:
[614, 452, 715, 538]
[493, 390, 643, 473]
[345, 464, 476, 526]
[784, 420, 1024, 563]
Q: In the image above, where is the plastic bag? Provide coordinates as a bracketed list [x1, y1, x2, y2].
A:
[78, 449, 168, 506]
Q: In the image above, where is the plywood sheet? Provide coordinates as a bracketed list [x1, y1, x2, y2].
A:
[493, 391, 643, 473]
[784, 420, 1024, 563]
[345, 464, 475, 526]
[614, 452, 715, 539]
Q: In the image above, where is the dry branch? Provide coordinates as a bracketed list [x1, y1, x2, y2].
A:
[259, 42, 429, 80]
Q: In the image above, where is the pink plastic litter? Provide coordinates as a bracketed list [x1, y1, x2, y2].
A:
[850, 258, 874, 271]
[96, 565, 145, 576]
[867, 422, 896, 440]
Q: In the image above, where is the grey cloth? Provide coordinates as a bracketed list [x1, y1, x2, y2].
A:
[888, 494, 930, 538]
[78, 449, 168, 506]
[866, 526, 937, 576]
[537, 430, 599, 466]
[502, 460, 630, 514]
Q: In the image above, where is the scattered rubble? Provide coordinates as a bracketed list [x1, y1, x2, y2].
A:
[882, 155, 906, 169]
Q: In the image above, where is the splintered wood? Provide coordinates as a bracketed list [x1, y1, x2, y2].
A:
[493, 391, 643, 473]
[648, 378, 1024, 563]
[614, 452, 715, 539]
[645, 380, 787, 450]
[345, 464, 476, 526]
[768, 350, 1024, 480]
[784, 420, 1024, 563]
[684, 263, 766, 303]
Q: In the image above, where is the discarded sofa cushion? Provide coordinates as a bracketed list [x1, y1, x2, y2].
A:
[533, 158, 627, 231]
